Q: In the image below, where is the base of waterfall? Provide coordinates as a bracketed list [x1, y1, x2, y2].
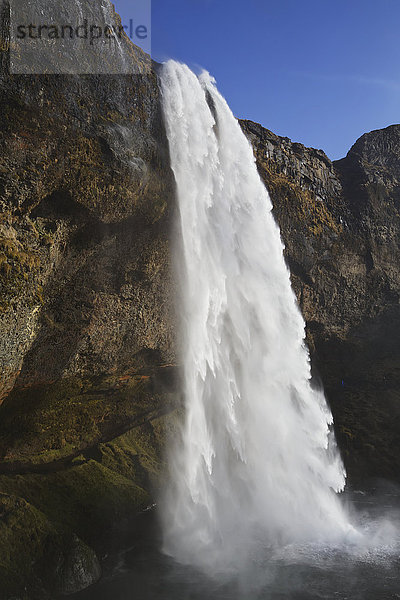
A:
[161, 496, 361, 576]
[70, 484, 399, 600]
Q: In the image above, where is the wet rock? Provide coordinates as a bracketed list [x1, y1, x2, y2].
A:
[241, 120, 400, 483]
[0, 0, 399, 593]
[0, 0, 177, 596]
[41, 534, 101, 596]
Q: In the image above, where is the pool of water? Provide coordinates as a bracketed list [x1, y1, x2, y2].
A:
[72, 482, 400, 600]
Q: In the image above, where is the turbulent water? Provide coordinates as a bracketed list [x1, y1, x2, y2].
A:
[71, 61, 400, 600]
[159, 61, 355, 572]
[72, 486, 400, 600]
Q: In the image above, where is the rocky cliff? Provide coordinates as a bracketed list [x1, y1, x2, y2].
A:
[241, 119, 400, 485]
[0, 1, 178, 597]
[0, 0, 399, 595]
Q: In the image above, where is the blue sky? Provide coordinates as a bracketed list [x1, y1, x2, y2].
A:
[114, 0, 400, 159]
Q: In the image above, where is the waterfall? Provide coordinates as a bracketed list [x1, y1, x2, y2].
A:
[160, 60, 354, 572]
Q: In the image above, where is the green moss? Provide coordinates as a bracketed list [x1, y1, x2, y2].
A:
[0, 374, 162, 465]
[0, 374, 176, 594]
[0, 493, 56, 596]
[0, 299, 10, 313]
[0, 461, 149, 550]
[257, 160, 342, 237]
[128, 422, 162, 476]
[0, 214, 50, 313]
[99, 433, 149, 489]
[66, 135, 138, 221]
[0, 411, 170, 594]
[64, 131, 168, 223]
[0, 104, 63, 211]
[0, 476, 117, 596]
[0, 236, 40, 281]
[0, 383, 172, 550]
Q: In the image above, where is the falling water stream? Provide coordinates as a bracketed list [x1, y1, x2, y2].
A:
[72, 61, 400, 600]
[160, 60, 354, 571]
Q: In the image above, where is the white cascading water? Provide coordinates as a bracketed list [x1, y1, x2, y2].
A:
[160, 60, 355, 572]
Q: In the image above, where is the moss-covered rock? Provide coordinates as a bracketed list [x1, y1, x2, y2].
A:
[39, 533, 101, 597]
[0, 6, 177, 594]
[0, 493, 102, 599]
[0, 358, 180, 597]
[0, 403, 181, 598]
[0, 0, 176, 403]
[0, 370, 178, 467]
[0, 493, 55, 597]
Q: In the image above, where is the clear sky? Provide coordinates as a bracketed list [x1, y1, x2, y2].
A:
[114, 0, 400, 160]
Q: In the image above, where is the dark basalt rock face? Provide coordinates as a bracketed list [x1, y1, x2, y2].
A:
[241, 119, 400, 485]
[39, 534, 101, 596]
[0, 1, 177, 597]
[0, 0, 399, 592]
[0, 9, 176, 402]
